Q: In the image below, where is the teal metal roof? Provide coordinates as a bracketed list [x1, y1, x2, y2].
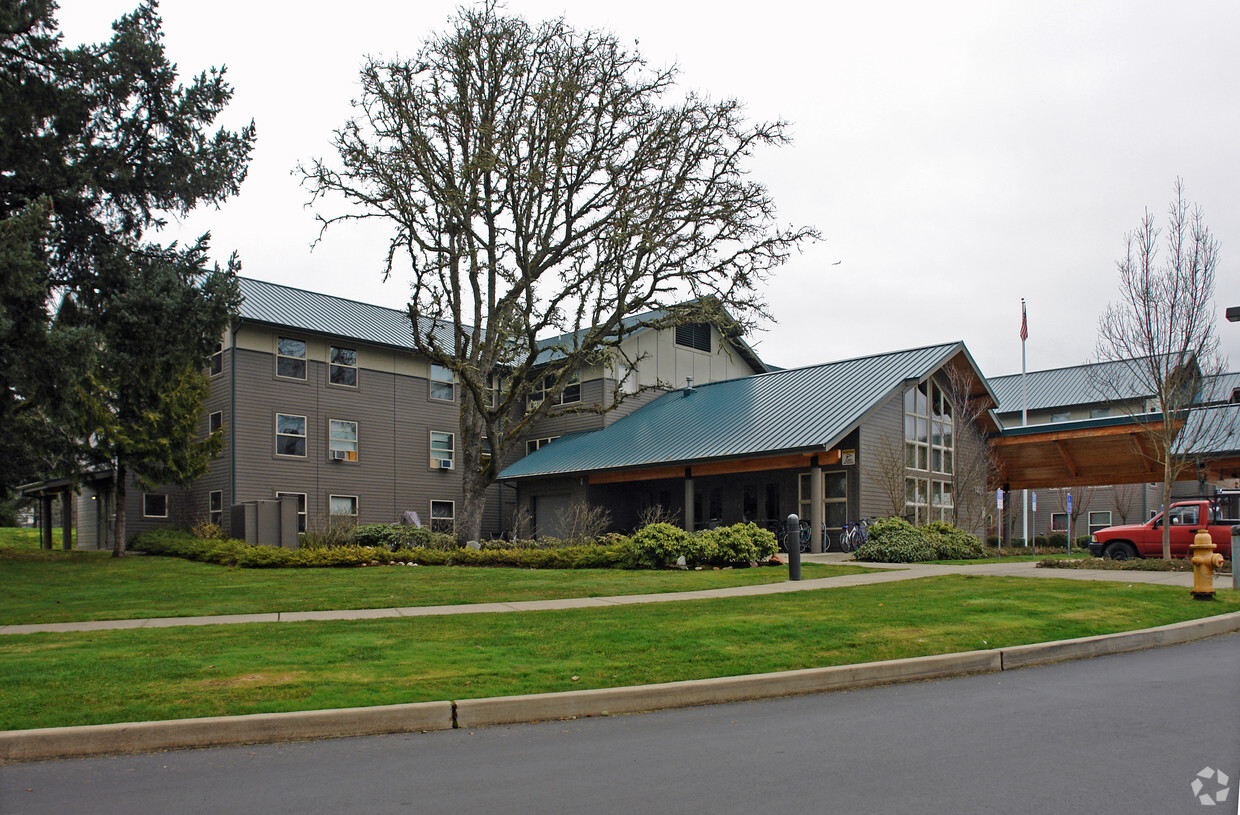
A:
[989, 358, 1152, 414]
[498, 342, 968, 480]
[237, 277, 452, 350]
[1175, 404, 1240, 456]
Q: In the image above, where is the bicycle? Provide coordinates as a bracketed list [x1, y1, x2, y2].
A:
[838, 518, 871, 553]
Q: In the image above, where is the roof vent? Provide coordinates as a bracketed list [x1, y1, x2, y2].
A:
[684, 376, 694, 396]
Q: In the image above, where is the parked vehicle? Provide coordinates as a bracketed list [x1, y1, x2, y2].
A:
[1088, 500, 1235, 560]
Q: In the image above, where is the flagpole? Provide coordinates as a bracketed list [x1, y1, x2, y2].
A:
[1021, 299, 1028, 548]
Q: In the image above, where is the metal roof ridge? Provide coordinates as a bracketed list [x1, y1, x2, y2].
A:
[238, 276, 411, 320]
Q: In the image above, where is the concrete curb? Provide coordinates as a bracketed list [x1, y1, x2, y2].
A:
[3, 611, 1238, 763]
[0, 701, 454, 764]
[455, 649, 1001, 729]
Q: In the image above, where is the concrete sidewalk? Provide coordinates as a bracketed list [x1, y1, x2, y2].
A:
[0, 559, 1225, 636]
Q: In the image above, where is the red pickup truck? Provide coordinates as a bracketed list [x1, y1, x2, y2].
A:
[1089, 500, 1235, 560]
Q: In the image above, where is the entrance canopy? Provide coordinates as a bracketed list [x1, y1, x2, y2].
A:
[991, 404, 1240, 490]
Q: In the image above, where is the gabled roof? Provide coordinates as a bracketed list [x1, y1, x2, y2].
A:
[534, 307, 768, 373]
[988, 358, 1154, 414]
[236, 277, 452, 350]
[498, 341, 971, 480]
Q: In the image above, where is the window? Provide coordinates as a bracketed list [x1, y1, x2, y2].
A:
[329, 419, 358, 461]
[674, 322, 712, 353]
[143, 493, 168, 518]
[1050, 512, 1068, 532]
[1050, 411, 1071, 423]
[1087, 511, 1112, 536]
[1089, 407, 1110, 419]
[430, 364, 454, 401]
[329, 346, 357, 387]
[209, 491, 223, 526]
[430, 431, 454, 469]
[528, 371, 580, 409]
[276, 414, 307, 457]
[905, 477, 928, 524]
[481, 437, 492, 471]
[1163, 505, 1200, 527]
[329, 495, 358, 518]
[904, 383, 929, 471]
[276, 492, 307, 533]
[487, 374, 504, 407]
[210, 341, 223, 376]
[430, 500, 455, 534]
[209, 411, 223, 434]
[276, 337, 307, 379]
[525, 436, 559, 455]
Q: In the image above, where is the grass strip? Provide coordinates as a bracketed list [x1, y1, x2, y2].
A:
[1, 574, 1235, 731]
[0, 531, 864, 624]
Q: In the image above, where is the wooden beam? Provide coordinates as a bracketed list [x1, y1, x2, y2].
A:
[586, 450, 837, 485]
[1053, 441, 1079, 477]
[588, 465, 688, 485]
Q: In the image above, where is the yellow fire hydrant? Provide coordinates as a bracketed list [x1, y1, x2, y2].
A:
[1190, 528, 1225, 600]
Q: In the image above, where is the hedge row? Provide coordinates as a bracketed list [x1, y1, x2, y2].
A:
[853, 518, 984, 563]
[131, 528, 640, 569]
[130, 521, 779, 570]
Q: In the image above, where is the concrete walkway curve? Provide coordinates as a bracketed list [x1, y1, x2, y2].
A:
[0, 558, 1223, 636]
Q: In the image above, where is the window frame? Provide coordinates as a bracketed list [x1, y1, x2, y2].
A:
[275, 336, 308, 381]
[430, 430, 455, 470]
[328, 418, 359, 462]
[328, 345, 358, 388]
[1050, 411, 1071, 423]
[528, 371, 581, 410]
[143, 493, 168, 518]
[429, 364, 455, 402]
[209, 490, 223, 526]
[210, 341, 224, 376]
[1050, 512, 1068, 532]
[275, 413, 307, 458]
[328, 494, 358, 519]
[430, 499, 455, 534]
[209, 410, 223, 434]
[1087, 510, 1112, 536]
[525, 436, 559, 455]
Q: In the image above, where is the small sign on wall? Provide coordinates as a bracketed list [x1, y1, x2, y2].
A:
[841, 449, 856, 466]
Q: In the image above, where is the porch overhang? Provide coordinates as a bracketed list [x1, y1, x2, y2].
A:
[990, 413, 1240, 490]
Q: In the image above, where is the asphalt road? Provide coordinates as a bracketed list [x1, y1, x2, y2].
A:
[3, 634, 1238, 815]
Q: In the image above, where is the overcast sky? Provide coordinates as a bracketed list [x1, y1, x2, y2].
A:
[55, 0, 1240, 379]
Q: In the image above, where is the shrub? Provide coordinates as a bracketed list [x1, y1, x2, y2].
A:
[190, 519, 224, 540]
[353, 524, 456, 551]
[702, 522, 779, 565]
[854, 518, 982, 563]
[554, 503, 613, 545]
[301, 514, 359, 548]
[631, 523, 698, 567]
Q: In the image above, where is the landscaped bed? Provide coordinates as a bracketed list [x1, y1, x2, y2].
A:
[1, 574, 1235, 731]
[0, 529, 868, 625]
[1038, 556, 1232, 573]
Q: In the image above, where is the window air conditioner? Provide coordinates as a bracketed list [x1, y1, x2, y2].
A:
[439, 459, 452, 469]
[330, 450, 350, 461]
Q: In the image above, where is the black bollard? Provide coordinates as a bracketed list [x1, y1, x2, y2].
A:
[786, 513, 801, 581]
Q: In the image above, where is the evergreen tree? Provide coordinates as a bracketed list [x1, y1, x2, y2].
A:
[0, 0, 254, 550]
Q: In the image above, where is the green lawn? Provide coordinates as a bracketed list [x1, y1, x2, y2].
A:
[0, 528, 867, 624]
[2, 574, 1235, 730]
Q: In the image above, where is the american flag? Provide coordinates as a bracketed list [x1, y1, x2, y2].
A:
[1019, 302, 1028, 342]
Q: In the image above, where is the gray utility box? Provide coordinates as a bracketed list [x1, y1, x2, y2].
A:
[230, 496, 300, 549]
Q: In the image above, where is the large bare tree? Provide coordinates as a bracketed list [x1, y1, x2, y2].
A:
[943, 364, 999, 537]
[302, 3, 817, 543]
[1091, 180, 1226, 558]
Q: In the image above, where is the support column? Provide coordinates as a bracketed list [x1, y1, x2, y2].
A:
[810, 461, 824, 553]
[683, 471, 695, 533]
[61, 489, 73, 551]
[40, 496, 53, 549]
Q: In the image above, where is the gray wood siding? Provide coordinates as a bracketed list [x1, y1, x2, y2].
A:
[857, 391, 904, 520]
[147, 327, 511, 539]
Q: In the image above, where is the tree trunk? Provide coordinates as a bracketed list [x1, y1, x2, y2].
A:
[1160, 460, 1173, 559]
[113, 461, 127, 558]
[456, 399, 492, 545]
